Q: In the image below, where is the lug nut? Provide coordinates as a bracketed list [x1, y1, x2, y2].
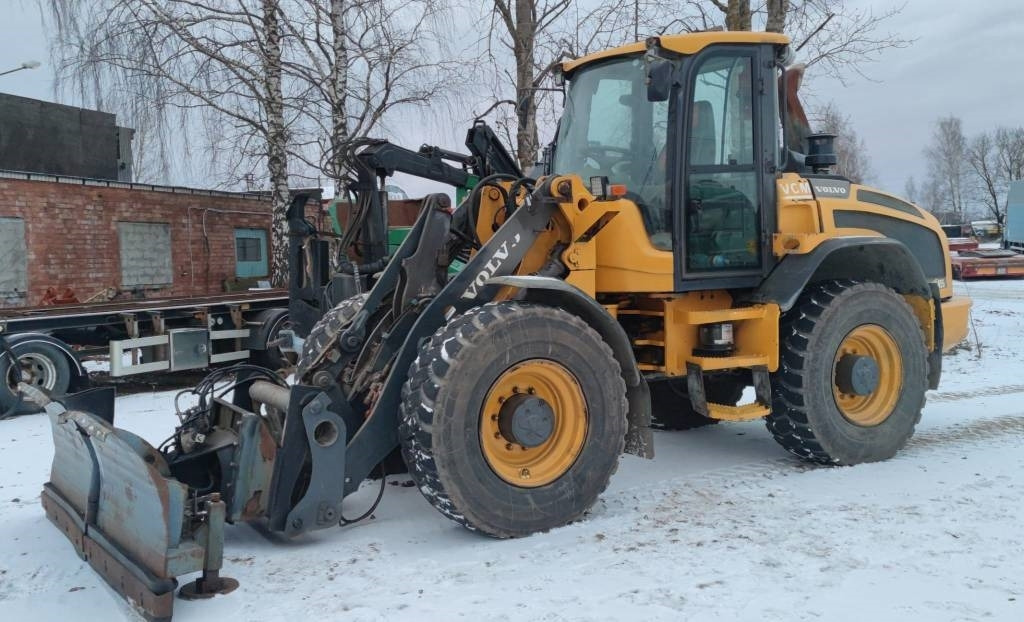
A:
[520, 468, 531, 479]
[527, 387, 536, 395]
[505, 443, 513, 450]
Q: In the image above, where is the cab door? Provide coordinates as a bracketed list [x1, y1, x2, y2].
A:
[672, 45, 778, 291]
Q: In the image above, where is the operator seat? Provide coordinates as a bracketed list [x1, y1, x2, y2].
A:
[691, 100, 717, 165]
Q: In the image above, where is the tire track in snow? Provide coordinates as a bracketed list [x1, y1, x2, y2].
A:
[600, 411, 1024, 512]
[927, 383, 1024, 403]
[906, 412, 1024, 451]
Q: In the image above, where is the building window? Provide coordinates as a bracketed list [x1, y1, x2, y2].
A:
[118, 221, 173, 287]
[236, 237, 261, 262]
[0, 217, 27, 305]
[234, 228, 268, 277]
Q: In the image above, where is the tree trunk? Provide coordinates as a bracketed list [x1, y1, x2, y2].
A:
[329, 0, 349, 184]
[514, 0, 537, 171]
[262, 0, 290, 286]
[765, 0, 789, 33]
[725, 0, 751, 31]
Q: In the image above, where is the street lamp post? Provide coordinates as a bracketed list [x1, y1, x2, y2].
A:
[0, 61, 41, 78]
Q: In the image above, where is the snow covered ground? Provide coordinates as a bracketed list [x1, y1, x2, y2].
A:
[1, 280, 1022, 621]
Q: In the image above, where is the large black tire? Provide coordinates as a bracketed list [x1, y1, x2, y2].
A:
[650, 373, 744, 430]
[1, 341, 72, 418]
[767, 280, 928, 465]
[400, 302, 627, 538]
[295, 293, 369, 382]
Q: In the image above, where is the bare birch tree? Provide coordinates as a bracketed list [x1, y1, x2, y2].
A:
[283, 0, 451, 184]
[924, 116, 969, 223]
[995, 126, 1024, 193]
[709, 0, 751, 30]
[966, 132, 1001, 224]
[965, 127, 1024, 225]
[485, 0, 574, 170]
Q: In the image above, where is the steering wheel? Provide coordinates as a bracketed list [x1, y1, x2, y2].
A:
[580, 145, 632, 170]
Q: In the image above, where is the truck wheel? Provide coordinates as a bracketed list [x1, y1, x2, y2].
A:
[400, 302, 627, 538]
[767, 280, 928, 465]
[650, 374, 744, 430]
[295, 293, 369, 382]
[1, 341, 72, 417]
[254, 315, 297, 371]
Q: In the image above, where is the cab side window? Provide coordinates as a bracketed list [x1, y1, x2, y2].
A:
[686, 54, 760, 272]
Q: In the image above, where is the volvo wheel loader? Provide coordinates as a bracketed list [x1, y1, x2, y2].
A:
[37, 31, 971, 620]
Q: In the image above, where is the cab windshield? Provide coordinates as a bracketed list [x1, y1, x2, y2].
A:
[552, 57, 671, 248]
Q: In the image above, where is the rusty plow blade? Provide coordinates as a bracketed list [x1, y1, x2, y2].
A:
[40, 388, 236, 621]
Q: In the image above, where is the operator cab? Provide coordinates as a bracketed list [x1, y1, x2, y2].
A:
[553, 34, 794, 291]
[552, 57, 671, 245]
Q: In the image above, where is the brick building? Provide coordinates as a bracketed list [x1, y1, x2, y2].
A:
[0, 172, 322, 308]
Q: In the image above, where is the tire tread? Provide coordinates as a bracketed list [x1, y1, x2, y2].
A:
[766, 280, 928, 464]
[399, 301, 626, 537]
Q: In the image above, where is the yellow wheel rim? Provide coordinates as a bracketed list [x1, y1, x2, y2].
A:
[480, 359, 587, 488]
[832, 325, 903, 427]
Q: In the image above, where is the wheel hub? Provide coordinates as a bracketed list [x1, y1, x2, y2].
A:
[480, 359, 587, 488]
[832, 324, 903, 427]
[835, 354, 880, 396]
[7, 354, 57, 391]
[498, 394, 555, 448]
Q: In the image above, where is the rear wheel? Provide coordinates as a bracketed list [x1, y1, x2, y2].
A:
[251, 312, 297, 371]
[650, 373, 744, 430]
[767, 280, 928, 465]
[1, 341, 72, 418]
[400, 302, 627, 537]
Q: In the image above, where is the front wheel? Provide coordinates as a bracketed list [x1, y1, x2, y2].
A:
[400, 302, 627, 537]
[766, 280, 928, 465]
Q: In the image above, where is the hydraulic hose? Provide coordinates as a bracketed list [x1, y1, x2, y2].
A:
[504, 177, 537, 217]
[464, 173, 518, 244]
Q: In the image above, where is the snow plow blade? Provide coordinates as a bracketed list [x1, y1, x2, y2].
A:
[40, 387, 233, 622]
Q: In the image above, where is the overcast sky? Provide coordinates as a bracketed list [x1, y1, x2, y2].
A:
[1, 0, 1022, 201]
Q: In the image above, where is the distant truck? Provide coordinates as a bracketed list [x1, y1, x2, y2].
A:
[1007, 181, 1024, 252]
[0, 291, 296, 416]
[947, 186, 1024, 278]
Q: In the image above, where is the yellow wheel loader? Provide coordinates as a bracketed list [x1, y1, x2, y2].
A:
[37, 31, 971, 619]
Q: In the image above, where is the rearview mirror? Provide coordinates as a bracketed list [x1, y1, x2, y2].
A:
[645, 54, 672, 102]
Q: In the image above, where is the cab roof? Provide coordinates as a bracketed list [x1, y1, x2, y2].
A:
[560, 31, 790, 74]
